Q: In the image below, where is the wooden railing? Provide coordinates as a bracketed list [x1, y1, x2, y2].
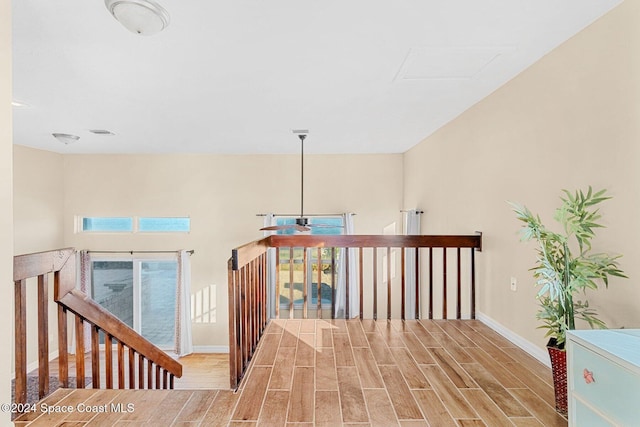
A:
[228, 233, 482, 389]
[13, 248, 182, 405]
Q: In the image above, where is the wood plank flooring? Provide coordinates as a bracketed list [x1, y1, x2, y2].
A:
[15, 319, 567, 426]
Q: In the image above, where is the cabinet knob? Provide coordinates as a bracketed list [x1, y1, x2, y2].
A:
[583, 368, 595, 384]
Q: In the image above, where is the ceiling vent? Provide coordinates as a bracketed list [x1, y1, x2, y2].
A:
[89, 129, 116, 135]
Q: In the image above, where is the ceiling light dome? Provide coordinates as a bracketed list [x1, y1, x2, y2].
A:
[105, 0, 170, 36]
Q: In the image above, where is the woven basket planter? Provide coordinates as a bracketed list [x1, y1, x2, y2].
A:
[547, 338, 567, 416]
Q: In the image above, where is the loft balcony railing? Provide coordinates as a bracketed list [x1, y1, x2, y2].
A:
[228, 233, 482, 389]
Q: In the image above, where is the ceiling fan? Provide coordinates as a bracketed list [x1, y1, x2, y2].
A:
[260, 131, 338, 233]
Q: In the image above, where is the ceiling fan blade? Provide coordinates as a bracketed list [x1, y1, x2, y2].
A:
[308, 224, 344, 228]
[260, 225, 292, 231]
[260, 224, 311, 232]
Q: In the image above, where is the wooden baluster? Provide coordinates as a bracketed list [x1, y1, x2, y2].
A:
[57, 305, 69, 387]
[248, 261, 254, 359]
[331, 248, 336, 319]
[240, 267, 248, 368]
[288, 247, 294, 319]
[428, 248, 433, 320]
[14, 279, 27, 405]
[75, 316, 85, 388]
[303, 248, 308, 319]
[129, 348, 135, 389]
[373, 249, 378, 321]
[253, 259, 258, 354]
[105, 334, 113, 389]
[233, 268, 242, 388]
[471, 248, 476, 320]
[414, 248, 420, 319]
[345, 247, 350, 319]
[252, 260, 256, 347]
[263, 252, 268, 329]
[275, 248, 280, 319]
[317, 248, 322, 319]
[245, 266, 251, 366]
[401, 249, 406, 321]
[138, 355, 145, 389]
[387, 247, 391, 320]
[442, 248, 447, 319]
[37, 274, 49, 399]
[117, 341, 125, 389]
[155, 365, 161, 389]
[245, 266, 251, 364]
[147, 360, 153, 389]
[163, 370, 168, 389]
[259, 255, 264, 334]
[264, 252, 268, 329]
[227, 260, 239, 389]
[91, 326, 100, 388]
[170, 374, 175, 389]
[457, 247, 462, 320]
[359, 248, 364, 320]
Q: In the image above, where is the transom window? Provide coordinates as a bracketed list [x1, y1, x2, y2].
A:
[78, 216, 190, 233]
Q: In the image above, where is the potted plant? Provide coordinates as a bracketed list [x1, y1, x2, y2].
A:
[510, 187, 626, 415]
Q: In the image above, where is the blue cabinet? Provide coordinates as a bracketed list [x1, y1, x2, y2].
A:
[567, 330, 640, 427]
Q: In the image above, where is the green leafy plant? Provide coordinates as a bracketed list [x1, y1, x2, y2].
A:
[510, 187, 626, 348]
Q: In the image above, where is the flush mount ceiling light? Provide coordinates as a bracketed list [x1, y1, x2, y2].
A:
[52, 133, 80, 145]
[104, 0, 170, 36]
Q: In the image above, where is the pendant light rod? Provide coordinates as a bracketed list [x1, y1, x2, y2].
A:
[299, 133, 306, 218]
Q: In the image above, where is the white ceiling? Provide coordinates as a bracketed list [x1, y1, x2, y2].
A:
[12, 0, 622, 155]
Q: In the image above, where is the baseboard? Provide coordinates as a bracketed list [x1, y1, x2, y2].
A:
[476, 312, 550, 368]
[12, 349, 60, 380]
[192, 345, 229, 354]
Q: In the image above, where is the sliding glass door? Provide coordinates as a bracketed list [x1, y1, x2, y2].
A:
[91, 258, 177, 349]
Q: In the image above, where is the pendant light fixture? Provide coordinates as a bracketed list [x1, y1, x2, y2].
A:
[105, 0, 170, 36]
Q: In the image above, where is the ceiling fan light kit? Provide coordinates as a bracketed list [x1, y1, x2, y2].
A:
[104, 0, 170, 36]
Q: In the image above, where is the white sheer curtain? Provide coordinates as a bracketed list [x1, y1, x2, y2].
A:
[78, 250, 92, 350]
[404, 210, 422, 319]
[263, 213, 277, 318]
[175, 250, 193, 356]
[335, 213, 358, 318]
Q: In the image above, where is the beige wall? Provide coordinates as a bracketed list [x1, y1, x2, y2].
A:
[403, 0, 640, 351]
[13, 146, 65, 254]
[60, 153, 403, 347]
[1, 0, 12, 423]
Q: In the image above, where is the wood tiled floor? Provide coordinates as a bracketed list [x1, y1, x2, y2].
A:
[15, 319, 568, 426]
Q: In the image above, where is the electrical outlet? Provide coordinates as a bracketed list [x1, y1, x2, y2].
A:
[510, 277, 517, 291]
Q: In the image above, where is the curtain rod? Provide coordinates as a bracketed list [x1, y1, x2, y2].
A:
[400, 210, 424, 214]
[86, 249, 194, 255]
[256, 213, 356, 217]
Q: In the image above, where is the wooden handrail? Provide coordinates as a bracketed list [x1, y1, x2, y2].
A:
[267, 234, 482, 250]
[58, 289, 182, 377]
[13, 248, 182, 406]
[231, 235, 482, 271]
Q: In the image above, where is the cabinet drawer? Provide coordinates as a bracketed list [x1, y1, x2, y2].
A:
[572, 398, 614, 427]
[570, 343, 640, 426]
